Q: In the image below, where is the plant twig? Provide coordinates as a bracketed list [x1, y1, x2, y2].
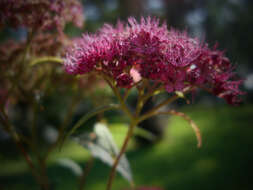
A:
[0, 108, 46, 189]
[106, 120, 137, 190]
[61, 104, 119, 147]
[44, 94, 81, 159]
[30, 56, 63, 66]
[103, 75, 134, 120]
[123, 88, 132, 102]
[137, 94, 180, 123]
[138, 87, 193, 123]
[80, 157, 94, 190]
[158, 110, 202, 148]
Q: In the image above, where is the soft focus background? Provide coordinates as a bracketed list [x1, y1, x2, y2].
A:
[1, 0, 253, 190]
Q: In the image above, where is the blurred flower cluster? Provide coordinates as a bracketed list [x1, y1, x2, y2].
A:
[65, 17, 244, 105]
[0, 0, 84, 32]
[0, 2, 113, 189]
[0, 0, 86, 108]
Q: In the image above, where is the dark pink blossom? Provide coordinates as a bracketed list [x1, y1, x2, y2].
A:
[116, 73, 133, 88]
[166, 30, 201, 67]
[64, 17, 244, 105]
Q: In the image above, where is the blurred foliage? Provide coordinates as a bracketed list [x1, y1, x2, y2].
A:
[1, 105, 253, 190]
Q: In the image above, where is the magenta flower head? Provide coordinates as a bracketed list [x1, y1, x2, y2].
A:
[64, 17, 244, 105]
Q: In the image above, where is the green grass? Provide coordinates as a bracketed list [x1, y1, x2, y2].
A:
[1, 104, 253, 190]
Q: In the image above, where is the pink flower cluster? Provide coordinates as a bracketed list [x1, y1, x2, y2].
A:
[64, 17, 243, 105]
[0, 0, 84, 31]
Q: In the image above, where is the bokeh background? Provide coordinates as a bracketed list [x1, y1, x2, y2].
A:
[1, 0, 253, 190]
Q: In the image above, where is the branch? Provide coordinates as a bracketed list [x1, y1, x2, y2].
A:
[30, 56, 63, 66]
[103, 75, 134, 120]
[138, 94, 180, 123]
[106, 120, 137, 190]
[61, 104, 120, 147]
[158, 110, 202, 148]
[138, 87, 193, 123]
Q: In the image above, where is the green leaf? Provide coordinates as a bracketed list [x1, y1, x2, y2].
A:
[134, 126, 157, 141]
[175, 91, 185, 98]
[61, 104, 119, 146]
[74, 122, 133, 183]
[57, 158, 83, 177]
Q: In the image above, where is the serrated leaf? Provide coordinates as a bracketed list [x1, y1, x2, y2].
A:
[73, 122, 133, 183]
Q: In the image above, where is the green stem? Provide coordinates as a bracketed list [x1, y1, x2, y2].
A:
[123, 88, 131, 102]
[59, 94, 81, 141]
[0, 107, 20, 143]
[29, 101, 50, 188]
[142, 86, 164, 103]
[135, 81, 147, 116]
[30, 56, 63, 66]
[22, 30, 35, 65]
[138, 87, 193, 123]
[105, 76, 139, 190]
[44, 94, 81, 159]
[31, 101, 38, 153]
[15, 29, 35, 80]
[103, 76, 134, 120]
[158, 110, 202, 148]
[38, 158, 50, 190]
[138, 94, 180, 123]
[80, 157, 94, 190]
[61, 104, 119, 147]
[16, 139, 49, 190]
[0, 108, 46, 189]
[106, 120, 137, 190]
